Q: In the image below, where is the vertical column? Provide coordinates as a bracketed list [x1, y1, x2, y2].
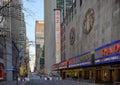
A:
[6, 38, 13, 81]
[6, 1, 13, 80]
[114, 69, 119, 82]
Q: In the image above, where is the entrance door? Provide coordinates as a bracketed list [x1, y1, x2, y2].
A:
[96, 70, 101, 81]
[84, 71, 89, 79]
[110, 70, 114, 82]
[62, 72, 66, 79]
[79, 71, 82, 79]
[118, 69, 120, 81]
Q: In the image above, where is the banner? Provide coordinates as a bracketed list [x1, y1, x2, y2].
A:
[55, 9, 61, 63]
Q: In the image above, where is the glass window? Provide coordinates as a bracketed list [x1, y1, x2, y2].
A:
[80, 0, 82, 7]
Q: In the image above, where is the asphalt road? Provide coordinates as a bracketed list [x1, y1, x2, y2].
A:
[23, 74, 112, 85]
[24, 80, 81, 85]
[25, 74, 79, 85]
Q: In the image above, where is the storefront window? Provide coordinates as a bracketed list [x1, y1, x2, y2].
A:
[84, 71, 89, 79]
[103, 70, 109, 82]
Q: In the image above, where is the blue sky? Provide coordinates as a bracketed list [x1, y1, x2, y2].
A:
[23, 0, 44, 71]
[23, 0, 44, 42]
[23, 0, 44, 52]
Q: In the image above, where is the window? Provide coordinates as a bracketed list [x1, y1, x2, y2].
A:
[80, 0, 82, 7]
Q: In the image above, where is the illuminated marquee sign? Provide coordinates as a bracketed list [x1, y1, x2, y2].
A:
[68, 58, 76, 68]
[69, 52, 92, 68]
[95, 40, 120, 64]
[52, 64, 59, 71]
[59, 61, 67, 69]
[78, 54, 91, 62]
[101, 44, 119, 56]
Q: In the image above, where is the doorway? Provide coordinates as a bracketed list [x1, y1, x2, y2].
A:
[118, 69, 120, 81]
[79, 71, 82, 79]
[109, 69, 114, 82]
[96, 70, 101, 81]
[62, 72, 66, 79]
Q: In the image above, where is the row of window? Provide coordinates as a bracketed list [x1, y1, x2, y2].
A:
[63, 0, 82, 25]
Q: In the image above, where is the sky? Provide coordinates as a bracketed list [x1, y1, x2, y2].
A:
[23, 0, 44, 71]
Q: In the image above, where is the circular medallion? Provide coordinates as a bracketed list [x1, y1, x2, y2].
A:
[70, 28, 75, 45]
[83, 8, 94, 34]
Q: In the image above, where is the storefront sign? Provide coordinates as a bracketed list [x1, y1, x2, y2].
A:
[79, 54, 91, 62]
[59, 61, 67, 69]
[68, 58, 76, 68]
[69, 52, 92, 68]
[101, 44, 120, 56]
[52, 64, 59, 71]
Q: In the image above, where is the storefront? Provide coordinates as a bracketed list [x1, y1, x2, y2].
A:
[59, 60, 68, 79]
[57, 40, 120, 83]
[67, 51, 93, 80]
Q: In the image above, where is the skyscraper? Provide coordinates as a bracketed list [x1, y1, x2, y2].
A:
[35, 21, 44, 73]
[44, 0, 56, 74]
[44, 0, 73, 74]
[0, 0, 26, 81]
[56, 0, 73, 19]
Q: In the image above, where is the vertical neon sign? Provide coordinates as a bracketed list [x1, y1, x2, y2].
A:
[55, 9, 61, 63]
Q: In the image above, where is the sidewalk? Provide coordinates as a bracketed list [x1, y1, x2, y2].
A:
[64, 79, 113, 85]
[0, 81, 17, 85]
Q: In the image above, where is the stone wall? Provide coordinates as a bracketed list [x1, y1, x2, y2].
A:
[65, 0, 120, 59]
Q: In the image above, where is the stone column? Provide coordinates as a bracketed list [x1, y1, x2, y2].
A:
[6, 38, 13, 81]
[114, 69, 119, 82]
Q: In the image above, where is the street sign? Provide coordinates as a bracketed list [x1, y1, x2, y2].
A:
[5, 68, 17, 71]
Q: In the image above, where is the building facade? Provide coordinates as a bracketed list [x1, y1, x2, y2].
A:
[44, 0, 74, 74]
[0, 0, 5, 80]
[52, 0, 120, 84]
[35, 21, 44, 74]
[56, 0, 73, 20]
[44, 0, 56, 74]
[0, 0, 26, 81]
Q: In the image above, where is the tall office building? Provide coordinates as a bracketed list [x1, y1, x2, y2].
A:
[44, 0, 73, 74]
[44, 0, 56, 74]
[56, 0, 73, 21]
[0, 0, 5, 80]
[0, 0, 26, 81]
[35, 21, 44, 73]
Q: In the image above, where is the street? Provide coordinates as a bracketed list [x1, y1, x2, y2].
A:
[25, 80, 83, 85]
[0, 74, 113, 85]
[23, 74, 113, 85]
